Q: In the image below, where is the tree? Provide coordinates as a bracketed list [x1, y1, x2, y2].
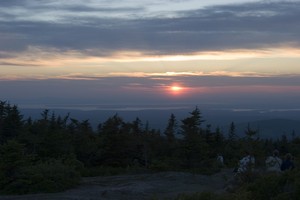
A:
[0, 102, 24, 143]
[100, 114, 124, 135]
[98, 114, 142, 167]
[180, 107, 208, 168]
[224, 122, 240, 166]
[228, 121, 237, 141]
[180, 106, 205, 139]
[0, 140, 81, 194]
[164, 113, 177, 143]
[245, 123, 259, 140]
[131, 117, 143, 135]
[209, 127, 225, 155]
[0, 140, 31, 190]
[243, 124, 261, 159]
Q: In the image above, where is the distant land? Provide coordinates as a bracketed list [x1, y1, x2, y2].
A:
[19, 104, 300, 139]
[234, 119, 300, 139]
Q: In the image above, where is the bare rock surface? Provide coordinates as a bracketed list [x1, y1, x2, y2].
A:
[0, 169, 232, 200]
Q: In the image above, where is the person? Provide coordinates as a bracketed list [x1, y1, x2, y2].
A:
[236, 151, 255, 174]
[265, 149, 282, 173]
[281, 153, 295, 171]
[217, 154, 224, 167]
[227, 150, 256, 191]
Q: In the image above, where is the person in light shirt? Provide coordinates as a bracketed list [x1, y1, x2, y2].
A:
[265, 149, 282, 173]
[237, 151, 255, 174]
[217, 154, 224, 167]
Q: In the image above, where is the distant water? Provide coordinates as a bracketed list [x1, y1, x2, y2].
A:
[19, 103, 300, 112]
[19, 104, 194, 111]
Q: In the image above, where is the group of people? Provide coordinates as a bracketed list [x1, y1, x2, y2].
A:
[234, 149, 295, 175]
[265, 150, 295, 172]
[216, 149, 295, 175]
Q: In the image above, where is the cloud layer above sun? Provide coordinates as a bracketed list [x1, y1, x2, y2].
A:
[1, 0, 300, 107]
[1, 0, 300, 65]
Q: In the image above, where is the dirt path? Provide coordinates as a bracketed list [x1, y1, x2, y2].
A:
[0, 169, 233, 200]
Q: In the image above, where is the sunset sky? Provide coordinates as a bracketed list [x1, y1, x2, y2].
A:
[1, 0, 300, 110]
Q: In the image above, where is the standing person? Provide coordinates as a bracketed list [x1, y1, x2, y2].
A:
[217, 154, 224, 167]
[265, 149, 282, 173]
[237, 150, 255, 174]
[281, 153, 295, 171]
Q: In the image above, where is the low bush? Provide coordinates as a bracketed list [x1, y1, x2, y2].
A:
[174, 191, 232, 200]
[80, 166, 129, 177]
[0, 159, 81, 194]
[247, 173, 288, 199]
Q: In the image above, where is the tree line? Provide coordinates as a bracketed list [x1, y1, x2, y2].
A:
[0, 100, 299, 195]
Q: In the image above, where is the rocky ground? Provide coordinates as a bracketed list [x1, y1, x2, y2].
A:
[0, 169, 233, 200]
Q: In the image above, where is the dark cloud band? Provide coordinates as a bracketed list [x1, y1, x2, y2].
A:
[0, 1, 299, 56]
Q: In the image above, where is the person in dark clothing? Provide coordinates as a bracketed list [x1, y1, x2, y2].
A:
[281, 153, 295, 171]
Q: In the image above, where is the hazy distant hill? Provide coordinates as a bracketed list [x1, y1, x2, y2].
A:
[233, 119, 300, 139]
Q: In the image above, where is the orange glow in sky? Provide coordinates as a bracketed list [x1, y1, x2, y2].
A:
[169, 84, 185, 95]
[171, 86, 182, 91]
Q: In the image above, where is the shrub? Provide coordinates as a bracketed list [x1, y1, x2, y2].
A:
[234, 170, 300, 200]
[174, 191, 232, 200]
[0, 159, 81, 194]
[246, 173, 285, 200]
[0, 140, 32, 191]
[80, 166, 128, 177]
[0, 140, 82, 194]
[149, 160, 172, 171]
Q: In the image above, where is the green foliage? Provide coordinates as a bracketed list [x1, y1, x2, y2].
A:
[181, 107, 204, 138]
[2, 99, 300, 197]
[149, 159, 172, 171]
[80, 166, 129, 177]
[174, 191, 231, 200]
[0, 101, 23, 143]
[1, 159, 81, 194]
[228, 170, 300, 200]
[0, 140, 81, 194]
[164, 113, 177, 143]
[37, 130, 74, 159]
[172, 171, 300, 200]
[246, 173, 286, 199]
[0, 140, 32, 189]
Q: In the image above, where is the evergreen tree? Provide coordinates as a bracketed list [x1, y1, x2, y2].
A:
[180, 106, 204, 138]
[131, 117, 143, 135]
[0, 102, 23, 143]
[0, 140, 31, 189]
[245, 123, 259, 139]
[100, 114, 124, 135]
[164, 113, 177, 143]
[180, 107, 208, 168]
[98, 114, 139, 167]
[228, 121, 237, 141]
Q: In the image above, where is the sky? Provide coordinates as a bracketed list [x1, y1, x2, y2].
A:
[1, 0, 300, 110]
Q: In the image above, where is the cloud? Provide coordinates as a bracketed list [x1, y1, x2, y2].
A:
[2, 75, 300, 106]
[0, 0, 299, 57]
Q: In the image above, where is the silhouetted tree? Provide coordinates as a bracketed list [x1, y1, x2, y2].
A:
[228, 121, 237, 141]
[0, 102, 23, 143]
[180, 107, 208, 168]
[245, 123, 259, 139]
[180, 106, 204, 139]
[131, 117, 143, 135]
[164, 113, 177, 143]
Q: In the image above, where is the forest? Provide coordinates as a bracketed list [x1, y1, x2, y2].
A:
[0, 100, 300, 199]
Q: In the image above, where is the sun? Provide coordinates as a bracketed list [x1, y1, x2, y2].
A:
[171, 86, 183, 92]
[168, 84, 184, 95]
